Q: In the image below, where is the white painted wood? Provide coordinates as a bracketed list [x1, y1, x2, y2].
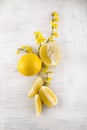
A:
[0, 0, 87, 129]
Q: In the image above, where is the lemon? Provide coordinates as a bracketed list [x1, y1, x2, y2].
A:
[39, 42, 61, 66]
[39, 86, 57, 107]
[35, 94, 42, 116]
[18, 53, 42, 76]
[28, 77, 43, 97]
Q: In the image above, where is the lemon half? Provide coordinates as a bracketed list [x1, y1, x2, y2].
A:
[39, 86, 57, 107]
[18, 53, 42, 76]
[39, 43, 61, 66]
[35, 94, 42, 116]
[28, 77, 43, 97]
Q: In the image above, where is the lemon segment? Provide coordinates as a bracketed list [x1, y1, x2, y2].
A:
[39, 86, 57, 107]
[18, 53, 42, 76]
[39, 42, 61, 66]
[35, 94, 42, 116]
[28, 77, 43, 97]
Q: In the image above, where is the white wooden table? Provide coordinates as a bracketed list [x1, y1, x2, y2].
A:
[0, 0, 87, 130]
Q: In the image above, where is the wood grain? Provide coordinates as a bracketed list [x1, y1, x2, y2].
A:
[0, 0, 87, 130]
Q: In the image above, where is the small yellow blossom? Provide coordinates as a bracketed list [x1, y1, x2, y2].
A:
[53, 16, 59, 22]
[47, 77, 52, 81]
[51, 21, 58, 28]
[41, 67, 49, 73]
[36, 37, 46, 44]
[52, 32, 58, 37]
[16, 46, 32, 54]
[26, 46, 32, 53]
[34, 31, 46, 44]
[21, 45, 26, 49]
[44, 77, 52, 86]
[48, 36, 55, 43]
[34, 31, 42, 37]
[52, 12, 58, 17]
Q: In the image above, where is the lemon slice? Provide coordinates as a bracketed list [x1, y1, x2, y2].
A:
[39, 42, 61, 66]
[28, 77, 43, 97]
[35, 94, 42, 116]
[39, 86, 57, 107]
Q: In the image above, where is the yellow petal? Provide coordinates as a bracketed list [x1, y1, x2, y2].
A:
[51, 21, 58, 28]
[53, 17, 59, 22]
[52, 32, 58, 37]
[52, 12, 58, 17]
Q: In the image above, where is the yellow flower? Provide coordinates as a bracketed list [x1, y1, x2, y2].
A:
[34, 31, 46, 44]
[41, 67, 49, 73]
[47, 77, 52, 81]
[36, 37, 46, 44]
[41, 37, 46, 42]
[26, 46, 32, 53]
[21, 45, 26, 49]
[48, 36, 55, 43]
[44, 77, 52, 86]
[53, 16, 59, 22]
[51, 21, 58, 28]
[52, 12, 58, 17]
[34, 31, 42, 37]
[52, 32, 58, 37]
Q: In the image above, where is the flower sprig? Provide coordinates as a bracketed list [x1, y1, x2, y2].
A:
[46, 11, 59, 43]
[41, 67, 53, 86]
[44, 72, 52, 86]
[34, 31, 46, 45]
[16, 45, 33, 54]
[33, 11, 59, 86]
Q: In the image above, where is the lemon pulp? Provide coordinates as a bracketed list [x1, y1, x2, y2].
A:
[39, 86, 57, 107]
[39, 42, 61, 66]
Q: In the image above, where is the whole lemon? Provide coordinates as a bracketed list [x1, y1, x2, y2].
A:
[18, 53, 42, 76]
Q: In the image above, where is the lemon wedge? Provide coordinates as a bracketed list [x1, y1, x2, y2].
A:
[39, 42, 61, 66]
[39, 86, 57, 107]
[35, 94, 42, 116]
[28, 77, 43, 97]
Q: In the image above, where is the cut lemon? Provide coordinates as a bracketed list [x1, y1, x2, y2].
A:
[39, 86, 57, 107]
[28, 77, 43, 97]
[18, 53, 42, 76]
[39, 42, 61, 66]
[35, 94, 42, 116]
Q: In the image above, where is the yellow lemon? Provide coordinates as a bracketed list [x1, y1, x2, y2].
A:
[35, 94, 42, 116]
[39, 86, 57, 107]
[28, 77, 43, 97]
[39, 42, 61, 66]
[18, 53, 42, 76]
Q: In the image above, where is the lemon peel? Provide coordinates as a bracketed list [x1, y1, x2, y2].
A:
[35, 94, 42, 116]
[18, 53, 42, 76]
